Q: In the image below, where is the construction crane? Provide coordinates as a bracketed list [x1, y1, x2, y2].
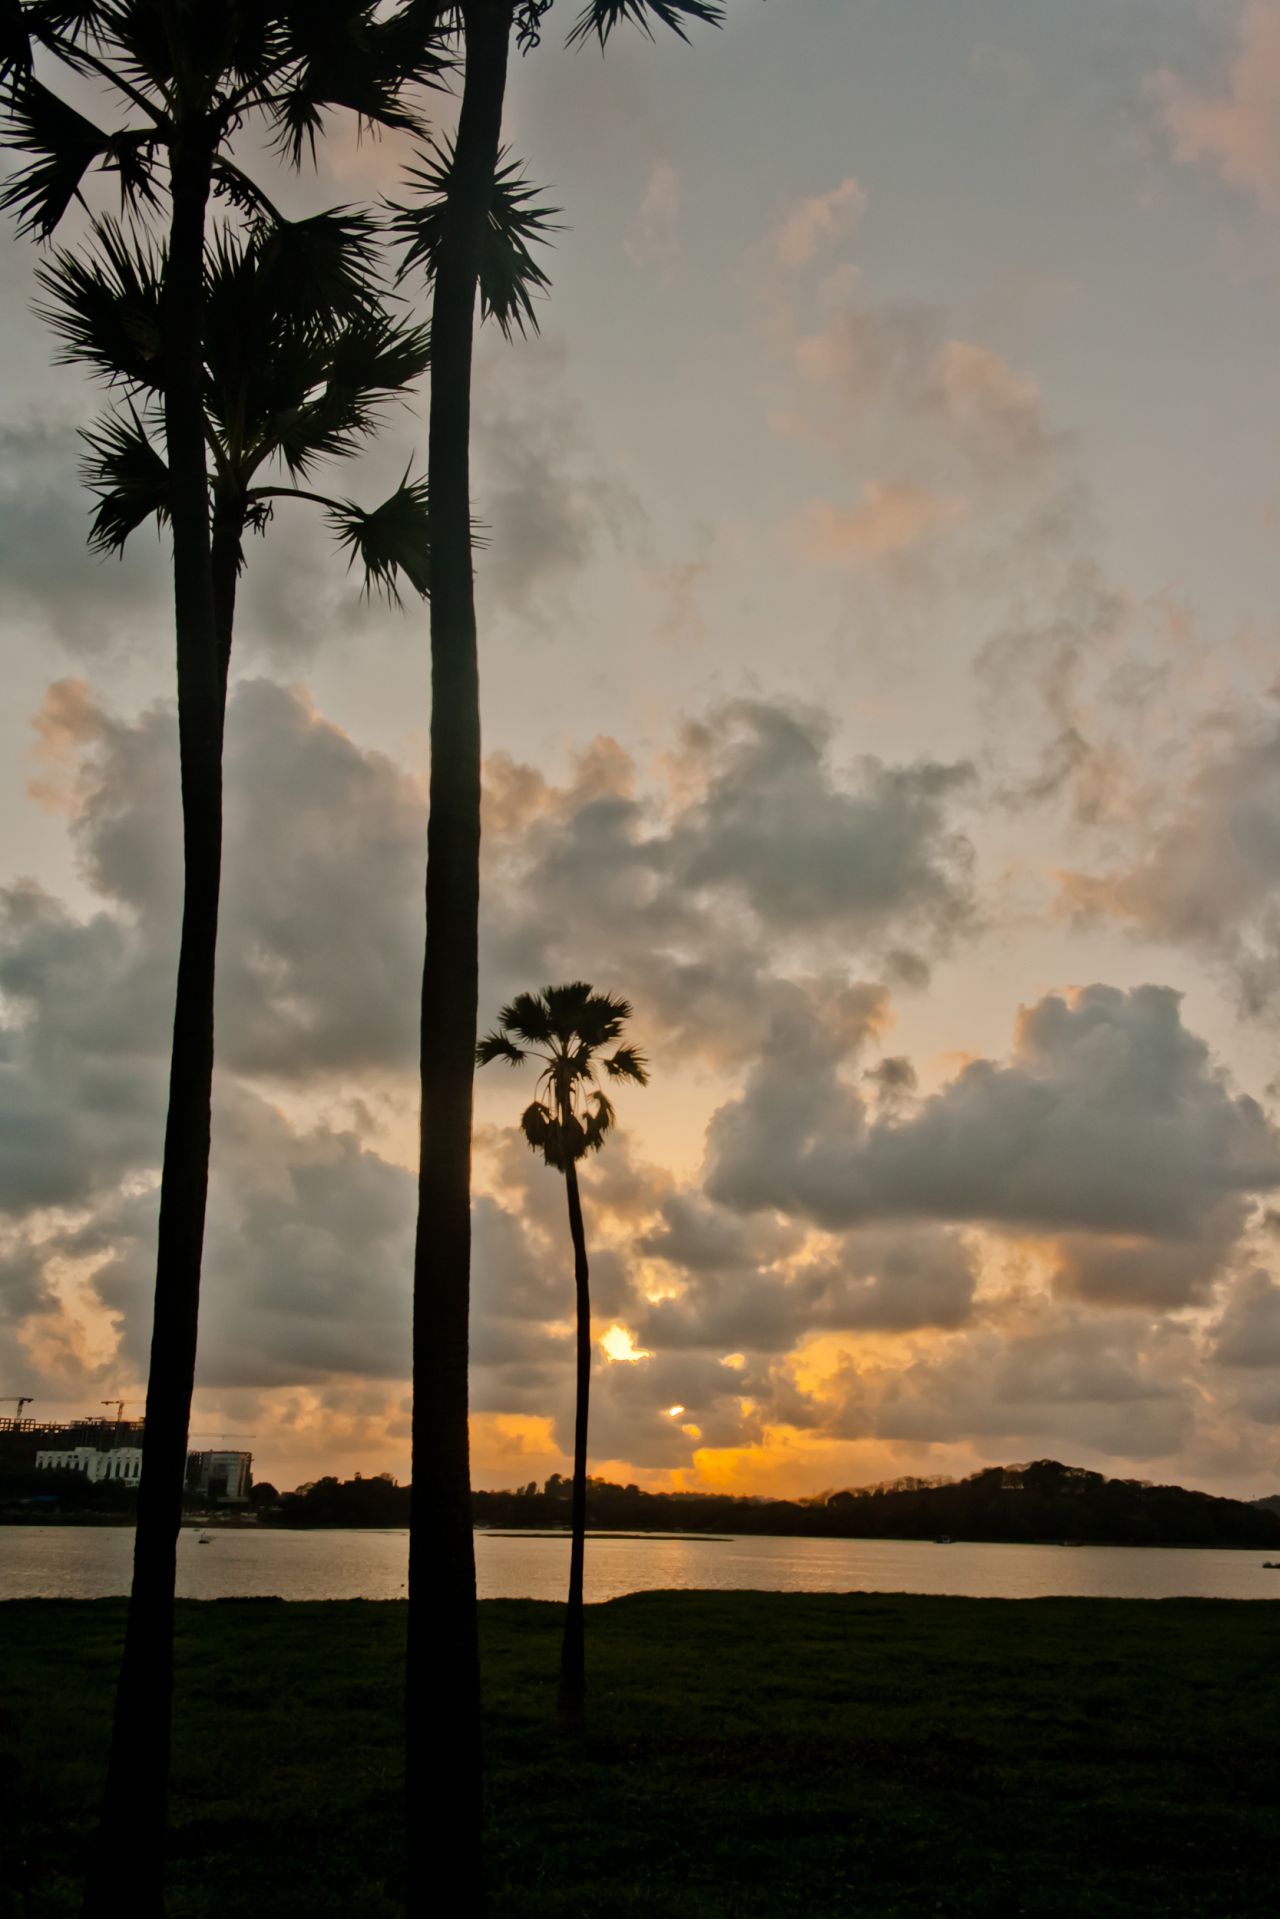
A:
[2, 1397, 33, 1420]
[101, 1399, 129, 1423]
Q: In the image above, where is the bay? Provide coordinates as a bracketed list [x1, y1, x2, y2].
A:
[2, 1524, 1279, 1602]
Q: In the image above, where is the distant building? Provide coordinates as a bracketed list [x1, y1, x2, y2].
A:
[1, 1415, 144, 1474]
[185, 1450, 253, 1503]
[35, 1446, 142, 1486]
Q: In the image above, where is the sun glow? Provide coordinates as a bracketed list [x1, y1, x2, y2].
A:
[599, 1323, 652, 1364]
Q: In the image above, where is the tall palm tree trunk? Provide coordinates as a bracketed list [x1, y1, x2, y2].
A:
[406, 4, 512, 1911]
[558, 1155, 592, 1731]
[211, 493, 245, 698]
[83, 130, 223, 1919]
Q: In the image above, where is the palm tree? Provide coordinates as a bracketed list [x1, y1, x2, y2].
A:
[478, 984, 648, 1726]
[2, 10, 446, 1912]
[387, 2, 719, 1892]
[40, 206, 436, 672]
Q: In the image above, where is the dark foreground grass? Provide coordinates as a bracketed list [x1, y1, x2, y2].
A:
[2, 1592, 1278, 1916]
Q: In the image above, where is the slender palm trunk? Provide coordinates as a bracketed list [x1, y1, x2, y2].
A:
[557, 1156, 592, 1731]
[211, 494, 244, 700]
[406, 5, 512, 1912]
[82, 130, 221, 1919]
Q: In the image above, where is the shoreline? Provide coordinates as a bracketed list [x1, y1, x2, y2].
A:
[3, 1514, 1277, 1551]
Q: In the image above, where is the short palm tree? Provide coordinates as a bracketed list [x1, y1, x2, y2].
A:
[478, 983, 648, 1727]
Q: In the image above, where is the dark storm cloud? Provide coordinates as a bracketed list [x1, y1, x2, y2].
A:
[705, 982, 1279, 1304]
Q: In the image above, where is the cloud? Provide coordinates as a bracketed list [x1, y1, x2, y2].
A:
[21, 678, 426, 1086]
[845, 1308, 1199, 1461]
[483, 699, 979, 1058]
[635, 1217, 979, 1355]
[1210, 1267, 1280, 1367]
[10, 673, 1273, 1490]
[472, 341, 639, 617]
[1060, 706, 1280, 1019]
[666, 704, 977, 941]
[705, 983, 1279, 1305]
[777, 265, 1054, 492]
[772, 178, 867, 270]
[0, 420, 166, 656]
[792, 482, 967, 564]
[1149, 3, 1280, 212]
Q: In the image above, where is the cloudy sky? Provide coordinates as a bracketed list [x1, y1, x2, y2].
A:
[8, 0, 1280, 1498]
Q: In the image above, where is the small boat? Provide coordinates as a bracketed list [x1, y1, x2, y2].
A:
[197, 1533, 214, 1544]
[933, 1536, 952, 1545]
[1263, 1561, 1280, 1570]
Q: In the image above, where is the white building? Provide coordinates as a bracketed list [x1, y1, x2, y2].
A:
[35, 1446, 142, 1485]
[185, 1449, 252, 1502]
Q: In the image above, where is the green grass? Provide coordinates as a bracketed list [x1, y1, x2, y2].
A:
[3, 1593, 1278, 1915]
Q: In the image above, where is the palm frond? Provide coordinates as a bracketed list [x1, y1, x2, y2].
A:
[387, 142, 561, 338]
[326, 469, 430, 601]
[33, 216, 164, 386]
[1, 0, 33, 86]
[493, 978, 647, 1165]
[499, 990, 555, 1047]
[79, 401, 169, 552]
[266, 0, 440, 167]
[520, 1098, 557, 1162]
[542, 981, 599, 1042]
[1, 75, 118, 235]
[603, 1043, 649, 1085]
[252, 206, 386, 325]
[247, 307, 429, 479]
[566, 0, 723, 51]
[581, 1088, 616, 1153]
[477, 1031, 528, 1069]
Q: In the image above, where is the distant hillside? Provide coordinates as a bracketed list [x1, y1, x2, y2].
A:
[265, 1458, 1280, 1547]
[471, 1460, 1280, 1549]
[1253, 1493, 1280, 1518]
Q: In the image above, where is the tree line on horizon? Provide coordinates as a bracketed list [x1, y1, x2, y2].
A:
[1, 3, 722, 1915]
[234, 1457, 1280, 1550]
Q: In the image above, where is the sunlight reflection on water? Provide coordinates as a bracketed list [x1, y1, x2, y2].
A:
[2, 1526, 1279, 1601]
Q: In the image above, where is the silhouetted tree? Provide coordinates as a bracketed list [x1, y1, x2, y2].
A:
[386, 2, 719, 1888]
[1, 10, 445, 1912]
[478, 982, 648, 1727]
[40, 207, 434, 669]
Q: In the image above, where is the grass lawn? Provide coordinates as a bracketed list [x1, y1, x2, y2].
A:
[2, 1591, 1278, 1916]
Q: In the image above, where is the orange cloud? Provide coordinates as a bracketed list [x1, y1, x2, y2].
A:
[1150, 2, 1280, 211]
[470, 1412, 563, 1474]
[792, 482, 967, 564]
[27, 678, 98, 814]
[773, 178, 866, 270]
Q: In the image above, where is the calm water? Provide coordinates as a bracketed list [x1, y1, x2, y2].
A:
[2, 1525, 1279, 1601]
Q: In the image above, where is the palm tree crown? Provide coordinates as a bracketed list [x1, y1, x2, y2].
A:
[477, 982, 648, 1170]
[38, 207, 435, 598]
